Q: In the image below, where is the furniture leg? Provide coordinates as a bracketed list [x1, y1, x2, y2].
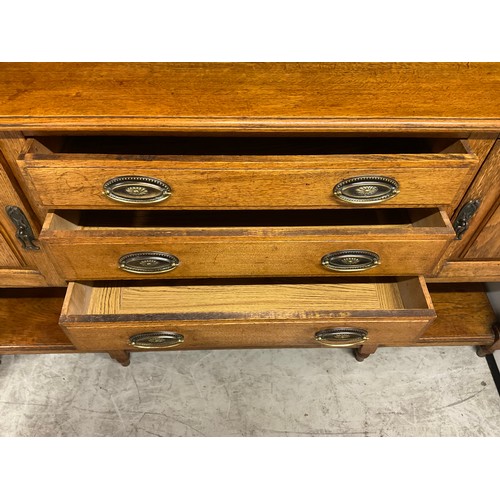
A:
[108, 350, 130, 367]
[477, 324, 500, 357]
[354, 344, 378, 362]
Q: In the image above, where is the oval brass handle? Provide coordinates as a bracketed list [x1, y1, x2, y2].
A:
[315, 327, 368, 347]
[129, 332, 184, 349]
[119, 251, 179, 274]
[333, 175, 399, 204]
[103, 176, 171, 204]
[321, 250, 380, 272]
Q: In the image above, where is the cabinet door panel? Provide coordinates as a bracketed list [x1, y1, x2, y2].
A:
[465, 203, 500, 259]
[0, 144, 64, 287]
[0, 230, 21, 268]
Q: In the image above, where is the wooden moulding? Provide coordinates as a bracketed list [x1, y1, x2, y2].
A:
[429, 261, 500, 282]
[59, 278, 435, 352]
[0, 269, 47, 288]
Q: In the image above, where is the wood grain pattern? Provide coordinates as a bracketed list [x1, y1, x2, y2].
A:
[0, 230, 21, 267]
[61, 319, 434, 352]
[477, 324, 500, 356]
[0, 131, 48, 222]
[430, 134, 498, 274]
[0, 269, 47, 287]
[447, 139, 500, 260]
[432, 260, 500, 281]
[0, 142, 65, 286]
[60, 278, 434, 351]
[87, 282, 405, 316]
[416, 284, 496, 345]
[0, 283, 493, 354]
[465, 201, 500, 259]
[446, 134, 498, 212]
[462, 134, 498, 172]
[0, 288, 73, 352]
[18, 138, 478, 209]
[397, 275, 433, 310]
[0, 63, 499, 131]
[0, 63, 498, 359]
[40, 210, 454, 279]
[349, 284, 497, 348]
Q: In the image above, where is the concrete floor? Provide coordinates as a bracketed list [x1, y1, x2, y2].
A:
[0, 346, 499, 436]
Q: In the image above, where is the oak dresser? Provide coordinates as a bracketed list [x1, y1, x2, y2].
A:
[0, 62, 499, 366]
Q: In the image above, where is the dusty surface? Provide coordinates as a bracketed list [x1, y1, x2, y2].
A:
[0, 346, 498, 436]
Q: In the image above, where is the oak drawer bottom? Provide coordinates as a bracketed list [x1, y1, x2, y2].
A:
[59, 277, 435, 351]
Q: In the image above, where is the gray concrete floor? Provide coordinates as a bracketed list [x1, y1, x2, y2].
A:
[0, 346, 499, 436]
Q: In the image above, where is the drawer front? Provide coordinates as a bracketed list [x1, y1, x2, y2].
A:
[59, 278, 436, 351]
[19, 138, 478, 209]
[41, 210, 454, 279]
[62, 320, 432, 351]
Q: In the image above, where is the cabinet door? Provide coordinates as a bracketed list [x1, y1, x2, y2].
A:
[465, 203, 500, 259]
[435, 137, 500, 280]
[0, 229, 22, 268]
[0, 148, 63, 287]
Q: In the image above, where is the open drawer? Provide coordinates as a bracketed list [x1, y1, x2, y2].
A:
[40, 208, 455, 279]
[18, 135, 478, 209]
[59, 277, 436, 351]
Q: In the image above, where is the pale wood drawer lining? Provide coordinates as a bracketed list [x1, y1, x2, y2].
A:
[63, 278, 432, 319]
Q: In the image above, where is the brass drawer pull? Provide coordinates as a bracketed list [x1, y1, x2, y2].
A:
[315, 327, 368, 347]
[103, 176, 171, 204]
[129, 332, 184, 349]
[119, 251, 179, 274]
[321, 250, 380, 272]
[333, 175, 399, 204]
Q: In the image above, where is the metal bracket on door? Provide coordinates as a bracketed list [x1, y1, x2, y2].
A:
[453, 199, 481, 240]
[5, 205, 40, 250]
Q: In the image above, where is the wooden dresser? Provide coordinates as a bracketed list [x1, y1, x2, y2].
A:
[0, 62, 499, 366]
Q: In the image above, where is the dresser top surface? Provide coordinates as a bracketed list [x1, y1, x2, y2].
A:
[0, 63, 499, 131]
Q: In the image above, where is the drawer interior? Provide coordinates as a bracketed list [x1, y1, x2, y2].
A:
[62, 277, 434, 320]
[48, 207, 451, 230]
[29, 135, 468, 157]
